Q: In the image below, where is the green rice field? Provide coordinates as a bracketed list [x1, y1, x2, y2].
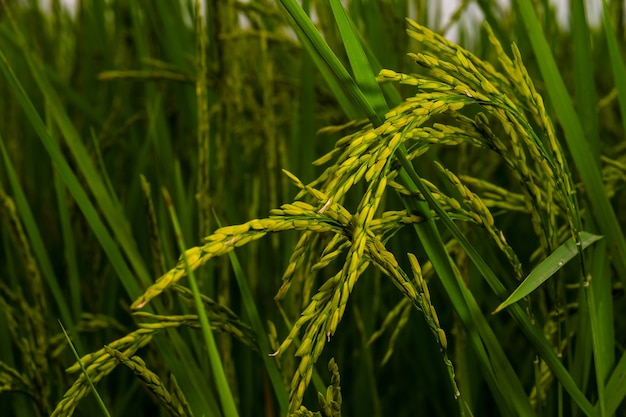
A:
[1, 1, 626, 416]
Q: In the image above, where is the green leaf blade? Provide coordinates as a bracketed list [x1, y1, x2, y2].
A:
[493, 231, 603, 313]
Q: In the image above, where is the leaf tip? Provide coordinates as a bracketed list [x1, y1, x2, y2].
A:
[491, 303, 506, 315]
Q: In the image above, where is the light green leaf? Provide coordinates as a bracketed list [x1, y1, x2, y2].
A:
[328, 0, 387, 116]
[602, 0, 626, 138]
[493, 231, 603, 314]
[277, 0, 380, 124]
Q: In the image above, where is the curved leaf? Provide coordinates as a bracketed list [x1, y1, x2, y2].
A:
[493, 231, 603, 314]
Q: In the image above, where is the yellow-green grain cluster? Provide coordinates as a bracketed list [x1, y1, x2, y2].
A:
[43, 14, 584, 415]
[106, 347, 193, 417]
[290, 358, 342, 417]
[51, 328, 153, 417]
[381, 20, 580, 256]
[51, 307, 256, 416]
[130, 204, 343, 310]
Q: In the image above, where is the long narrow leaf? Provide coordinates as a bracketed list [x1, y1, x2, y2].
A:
[328, 0, 387, 115]
[602, 353, 626, 415]
[493, 232, 603, 313]
[602, 0, 626, 137]
[4, 12, 153, 289]
[164, 188, 240, 417]
[213, 211, 289, 415]
[0, 47, 144, 300]
[277, 0, 381, 124]
[571, 0, 599, 159]
[585, 238, 612, 417]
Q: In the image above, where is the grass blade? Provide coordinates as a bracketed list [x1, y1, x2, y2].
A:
[277, 0, 381, 124]
[328, 0, 388, 115]
[163, 188, 240, 417]
[602, 0, 626, 136]
[571, 0, 600, 159]
[493, 231, 603, 313]
[58, 321, 111, 417]
[603, 353, 626, 415]
[585, 238, 612, 417]
[213, 211, 289, 415]
[0, 46, 143, 298]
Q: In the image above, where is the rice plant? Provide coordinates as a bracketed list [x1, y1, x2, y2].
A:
[1, 1, 625, 416]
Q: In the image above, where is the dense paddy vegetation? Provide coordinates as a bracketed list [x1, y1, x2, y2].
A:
[1, 0, 626, 416]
